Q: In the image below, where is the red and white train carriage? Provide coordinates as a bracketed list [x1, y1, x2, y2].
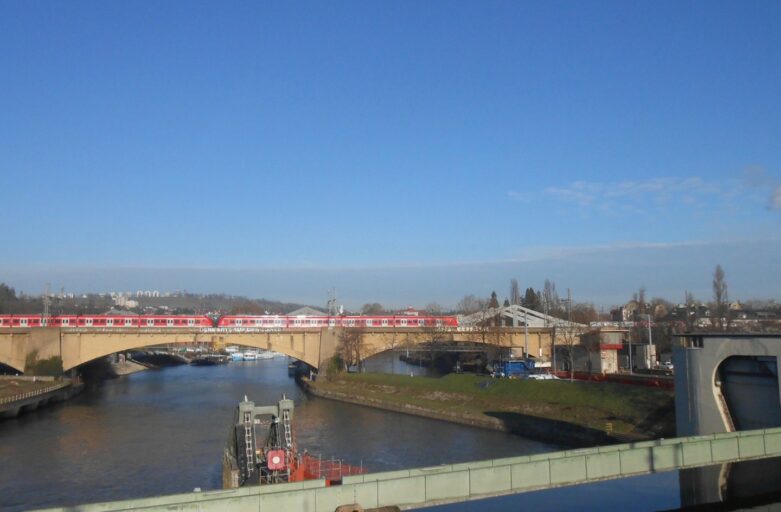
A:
[216, 315, 458, 329]
[2, 314, 458, 329]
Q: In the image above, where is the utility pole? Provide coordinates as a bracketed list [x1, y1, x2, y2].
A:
[627, 334, 633, 374]
[544, 298, 555, 370]
[646, 313, 653, 346]
[524, 309, 528, 358]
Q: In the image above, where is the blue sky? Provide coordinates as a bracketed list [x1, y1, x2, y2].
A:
[1, 1, 780, 307]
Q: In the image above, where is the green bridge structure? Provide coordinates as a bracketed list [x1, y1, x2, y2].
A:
[38, 426, 781, 511]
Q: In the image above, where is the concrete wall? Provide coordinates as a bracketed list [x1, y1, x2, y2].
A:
[36, 427, 781, 512]
[674, 335, 781, 437]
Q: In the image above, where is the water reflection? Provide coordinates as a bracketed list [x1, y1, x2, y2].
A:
[362, 349, 437, 376]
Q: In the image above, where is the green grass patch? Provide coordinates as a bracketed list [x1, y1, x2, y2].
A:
[312, 373, 675, 437]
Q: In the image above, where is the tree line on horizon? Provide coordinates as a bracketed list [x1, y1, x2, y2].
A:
[1, 264, 779, 324]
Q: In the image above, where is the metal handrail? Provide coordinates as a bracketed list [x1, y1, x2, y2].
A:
[0, 382, 69, 405]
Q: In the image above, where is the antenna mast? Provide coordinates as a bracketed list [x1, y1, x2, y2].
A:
[42, 283, 52, 327]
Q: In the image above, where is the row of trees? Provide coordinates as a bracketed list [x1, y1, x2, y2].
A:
[456, 279, 599, 325]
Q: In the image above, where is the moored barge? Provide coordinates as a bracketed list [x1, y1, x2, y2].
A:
[223, 395, 365, 489]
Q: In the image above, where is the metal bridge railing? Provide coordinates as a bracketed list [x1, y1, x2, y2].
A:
[0, 382, 69, 405]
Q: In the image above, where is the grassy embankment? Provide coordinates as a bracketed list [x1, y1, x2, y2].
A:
[0, 378, 56, 400]
[309, 373, 675, 442]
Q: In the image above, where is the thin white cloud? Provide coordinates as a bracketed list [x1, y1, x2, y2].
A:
[772, 186, 781, 211]
[510, 176, 744, 214]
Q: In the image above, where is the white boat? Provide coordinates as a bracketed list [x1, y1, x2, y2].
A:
[242, 350, 258, 361]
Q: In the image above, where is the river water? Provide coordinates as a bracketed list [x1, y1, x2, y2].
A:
[0, 357, 554, 511]
[2, 356, 780, 511]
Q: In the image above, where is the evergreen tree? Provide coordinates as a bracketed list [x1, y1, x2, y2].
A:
[523, 287, 540, 311]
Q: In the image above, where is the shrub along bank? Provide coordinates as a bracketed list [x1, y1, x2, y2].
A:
[306, 373, 675, 447]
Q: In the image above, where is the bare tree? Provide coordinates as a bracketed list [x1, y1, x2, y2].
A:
[543, 279, 560, 317]
[424, 302, 443, 315]
[457, 294, 487, 314]
[488, 291, 500, 309]
[580, 329, 602, 375]
[684, 290, 696, 332]
[637, 286, 647, 316]
[421, 320, 454, 370]
[712, 265, 730, 331]
[558, 324, 581, 381]
[361, 303, 385, 315]
[338, 326, 366, 369]
[510, 279, 521, 305]
[570, 302, 599, 325]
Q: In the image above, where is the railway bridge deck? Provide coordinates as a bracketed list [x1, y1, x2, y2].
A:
[0, 326, 553, 373]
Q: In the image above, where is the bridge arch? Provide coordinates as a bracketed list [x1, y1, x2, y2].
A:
[1, 326, 553, 375]
[0, 329, 340, 374]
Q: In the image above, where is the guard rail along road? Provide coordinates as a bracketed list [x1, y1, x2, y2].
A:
[37, 426, 781, 512]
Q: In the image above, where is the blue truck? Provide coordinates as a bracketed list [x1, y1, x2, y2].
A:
[494, 359, 535, 378]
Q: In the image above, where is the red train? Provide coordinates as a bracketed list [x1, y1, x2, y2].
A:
[216, 315, 458, 328]
[0, 314, 458, 329]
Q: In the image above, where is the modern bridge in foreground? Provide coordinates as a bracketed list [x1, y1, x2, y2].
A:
[36, 426, 781, 511]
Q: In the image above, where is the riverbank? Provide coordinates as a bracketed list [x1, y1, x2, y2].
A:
[0, 377, 83, 419]
[111, 359, 149, 376]
[304, 373, 675, 447]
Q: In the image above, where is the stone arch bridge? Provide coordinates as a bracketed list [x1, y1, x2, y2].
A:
[0, 327, 555, 374]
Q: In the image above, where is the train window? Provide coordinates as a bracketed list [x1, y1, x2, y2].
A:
[85, 319, 93, 326]
[436, 320, 442, 326]
[401, 319, 408, 326]
[188, 319, 195, 326]
[254, 319, 261, 325]
[382, 319, 388, 326]
[418, 319, 424, 326]
[125, 319, 133, 326]
[366, 319, 373, 327]
[166, 319, 174, 326]
[106, 319, 114, 326]
[235, 319, 243, 326]
[21, 319, 28, 326]
[147, 319, 154, 326]
[275, 319, 282, 325]
[63, 319, 70, 326]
